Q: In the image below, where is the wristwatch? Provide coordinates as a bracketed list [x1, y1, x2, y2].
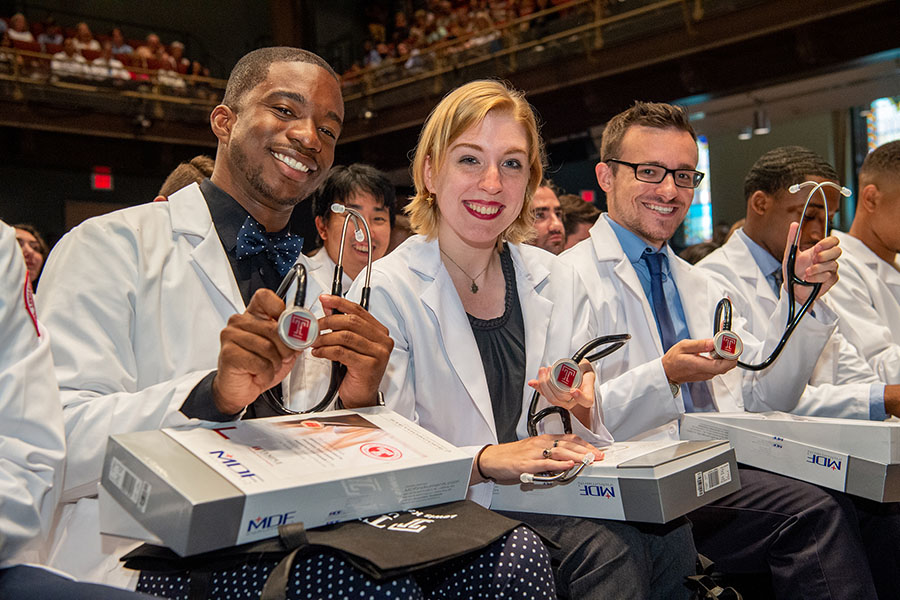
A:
[668, 380, 681, 398]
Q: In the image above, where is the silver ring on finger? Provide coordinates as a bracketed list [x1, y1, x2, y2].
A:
[552, 440, 559, 448]
[542, 448, 552, 459]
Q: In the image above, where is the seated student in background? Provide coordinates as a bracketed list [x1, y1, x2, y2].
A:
[153, 154, 215, 201]
[0, 220, 153, 600]
[698, 146, 900, 420]
[37, 47, 547, 598]
[14, 223, 49, 291]
[308, 163, 395, 293]
[526, 180, 566, 254]
[559, 100, 886, 599]
[826, 140, 900, 383]
[355, 80, 698, 600]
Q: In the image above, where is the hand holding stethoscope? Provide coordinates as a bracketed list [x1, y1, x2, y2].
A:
[712, 180, 849, 369]
[517, 334, 630, 484]
[263, 203, 381, 414]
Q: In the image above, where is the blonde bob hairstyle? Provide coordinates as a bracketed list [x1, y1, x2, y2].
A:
[407, 79, 545, 246]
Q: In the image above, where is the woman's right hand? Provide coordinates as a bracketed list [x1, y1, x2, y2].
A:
[473, 434, 603, 484]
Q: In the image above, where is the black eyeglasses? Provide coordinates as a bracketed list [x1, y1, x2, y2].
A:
[607, 159, 705, 189]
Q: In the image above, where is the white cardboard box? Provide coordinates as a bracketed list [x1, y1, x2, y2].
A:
[680, 412, 900, 502]
[100, 407, 472, 556]
[490, 440, 740, 523]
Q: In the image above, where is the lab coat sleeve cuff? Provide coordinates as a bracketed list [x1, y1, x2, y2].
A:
[180, 371, 242, 422]
[869, 383, 888, 421]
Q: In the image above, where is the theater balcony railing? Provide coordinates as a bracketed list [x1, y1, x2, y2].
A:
[0, 46, 226, 146]
[336, 0, 740, 140]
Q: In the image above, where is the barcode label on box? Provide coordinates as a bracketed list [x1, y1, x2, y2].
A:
[108, 456, 151, 513]
[696, 463, 732, 497]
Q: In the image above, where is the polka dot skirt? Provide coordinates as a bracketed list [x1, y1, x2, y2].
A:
[136, 526, 554, 599]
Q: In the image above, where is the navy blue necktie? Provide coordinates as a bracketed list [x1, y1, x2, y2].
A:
[771, 267, 784, 298]
[235, 215, 302, 277]
[642, 250, 715, 412]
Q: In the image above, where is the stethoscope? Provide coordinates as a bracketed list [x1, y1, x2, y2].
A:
[521, 333, 630, 484]
[712, 180, 851, 370]
[262, 203, 375, 414]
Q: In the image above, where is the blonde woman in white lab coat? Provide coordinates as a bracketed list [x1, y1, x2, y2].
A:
[352, 80, 697, 600]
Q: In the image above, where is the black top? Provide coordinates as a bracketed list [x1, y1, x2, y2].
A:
[201, 178, 288, 306]
[180, 179, 300, 421]
[467, 248, 526, 444]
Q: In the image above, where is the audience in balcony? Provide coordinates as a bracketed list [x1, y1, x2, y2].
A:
[134, 33, 167, 63]
[72, 22, 100, 52]
[90, 41, 130, 82]
[51, 38, 88, 80]
[0, 31, 23, 72]
[109, 28, 133, 56]
[37, 17, 63, 50]
[7, 13, 35, 43]
[347, 0, 574, 82]
[165, 41, 190, 73]
[2, 10, 217, 99]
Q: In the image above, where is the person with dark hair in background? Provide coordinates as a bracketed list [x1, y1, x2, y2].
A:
[827, 140, 900, 384]
[14, 223, 49, 291]
[38, 46, 552, 599]
[154, 154, 215, 200]
[558, 193, 599, 250]
[309, 163, 396, 290]
[527, 180, 565, 254]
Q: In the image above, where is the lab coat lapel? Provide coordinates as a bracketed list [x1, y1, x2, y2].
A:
[591, 217, 664, 353]
[414, 240, 497, 437]
[512, 246, 552, 399]
[169, 183, 245, 315]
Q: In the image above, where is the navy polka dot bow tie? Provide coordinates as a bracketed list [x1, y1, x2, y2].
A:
[235, 215, 303, 276]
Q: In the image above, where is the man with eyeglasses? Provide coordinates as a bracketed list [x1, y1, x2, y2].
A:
[561, 102, 881, 598]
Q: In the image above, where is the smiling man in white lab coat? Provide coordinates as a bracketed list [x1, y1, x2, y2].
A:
[696, 145, 900, 598]
[34, 47, 400, 594]
[826, 140, 900, 383]
[561, 101, 882, 599]
[37, 47, 552, 600]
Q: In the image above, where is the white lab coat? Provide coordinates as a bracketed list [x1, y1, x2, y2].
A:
[697, 230, 879, 420]
[35, 183, 332, 588]
[827, 231, 900, 384]
[352, 235, 614, 507]
[305, 247, 353, 298]
[558, 214, 838, 442]
[0, 222, 66, 567]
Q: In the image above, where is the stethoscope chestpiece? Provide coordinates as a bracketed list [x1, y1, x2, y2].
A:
[713, 329, 743, 360]
[277, 305, 319, 350]
[549, 358, 582, 393]
[712, 297, 743, 360]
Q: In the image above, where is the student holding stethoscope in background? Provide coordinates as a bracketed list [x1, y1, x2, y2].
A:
[351, 79, 698, 600]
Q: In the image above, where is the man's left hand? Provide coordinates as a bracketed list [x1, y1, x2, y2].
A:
[311, 294, 394, 408]
[785, 223, 841, 304]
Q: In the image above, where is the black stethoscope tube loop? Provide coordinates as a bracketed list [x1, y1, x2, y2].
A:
[526, 333, 630, 438]
[263, 204, 375, 414]
[718, 180, 850, 371]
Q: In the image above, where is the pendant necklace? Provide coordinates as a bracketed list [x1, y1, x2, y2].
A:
[440, 248, 491, 293]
